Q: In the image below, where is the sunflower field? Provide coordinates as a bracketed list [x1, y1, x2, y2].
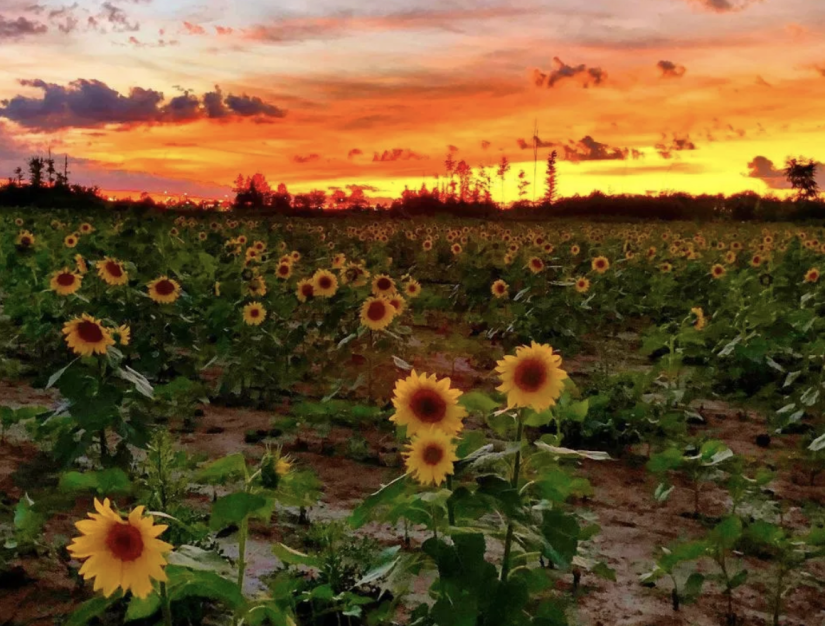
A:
[1, 209, 825, 626]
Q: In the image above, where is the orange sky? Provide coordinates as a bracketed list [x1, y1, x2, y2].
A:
[1, 0, 824, 201]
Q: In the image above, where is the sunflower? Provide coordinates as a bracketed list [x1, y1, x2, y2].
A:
[495, 342, 568, 411]
[691, 307, 706, 331]
[253, 240, 267, 252]
[750, 254, 763, 268]
[570, 245, 580, 256]
[360, 296, 396, 331]
[245, 247, 261, 263]
[527, 257, 545, 273]
[491, 279, 509, 299]
[50, 268, 83, 296]
[14, 217, 23, 227]
[275, 262, 293, 280]
[312, 269, 339, 298]
[451, 243, 462, 255]
[805, 268, 820, 283]
[64, 234, 79, 248]
[75, 254, 88, 274]
[246, 276, 268, 297]
[198, 231, 208, 241]
[660, 262, 673, 273]
[387, 294, 406, 315]
[79, 222, 94, 235]
[68, 499, 172, 599]
[97, 258, 129, 286]
[404, 279, 422, 298]
[147, 276, 182, 304]
[372, 274, 396, 296]
[296, 279, 315, 302]
[332, 253, 347, 269]
[63, 314, 115, 356]
[391, 371, 466, 436]
[15, 230, 35, 248]
[575, 277, 590, 293]
[423, 239, 433, 251]
[114, 325, 131, 346]
[591, 256, 610, 274]
[290, 251, 301, 263]
[711, 264, 726, 279]
[724, 251, 736, 264]
[243, 301, 267, 325]
[404, 429, 458, 487]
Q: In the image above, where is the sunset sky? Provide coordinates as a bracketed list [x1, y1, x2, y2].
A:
[1, 0, 824, 202]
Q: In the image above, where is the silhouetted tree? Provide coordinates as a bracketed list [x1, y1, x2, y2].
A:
[28, 157, 45, 188]
[785, 157, 819, 200]
[46, 149, 56, 186]
[455, 160, 472, 202]
[497, 155, 511, 206]
[544, 150, 558, 205]
[517, 169, 530, 204]
[13, 166, 23, 184]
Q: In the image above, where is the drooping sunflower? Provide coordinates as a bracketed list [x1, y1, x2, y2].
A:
[332, 253, 347, 269]
[67, 499, 172, 599]
[243, 301, 267, 326]
[75, 254, 88, 274]
[15, 230, 35, 249]
[360, 296, 396, 331]
[404, 279, 422, 298]
[805, 268, 820, 283]
[63, 314, 115, 356]
[96, 258, 129, 286]
[391, 370, 467, 436]
[591, 256, 610, 274]
[312, 269, 339, 298]
[246, 275, 268, 297]
[50, 268, 83, 296]
[527, 257, 545, 274]
[495, 342, 568, 411]
[691, 307, 706, 331]
[404, 429, 459, 487]
[372, 274, 396, 296]
[575, 277, 590, 293]
[296, 279, 315, 302]
[711, 264, 726, 279]
[114, 325, 131, 346]
[147, 276, 182, 304]
[64, 234, 79, 248]
[491, 279, 509, 299]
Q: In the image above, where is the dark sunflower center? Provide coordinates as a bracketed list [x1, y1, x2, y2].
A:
[106, 523, 144, 562]
[422, 444, 444, 466]
[532, 259, 541, 268]
[367, 301, 387, 321]
[319, 276, 332, 289]
[513, 358, 548, 393]
[250, 308, 260, 318]
[57, 273, 76, 287]
[377, 277, 391, 291]
[20, 237, 31, 246]
[77, 320, 104, 344]
[155, 280, 175, 296]
[410, 389, 448, 423]
[301, 284, 314, 297]
[106, 261, 123, 278]
[278, 265, 289, 275]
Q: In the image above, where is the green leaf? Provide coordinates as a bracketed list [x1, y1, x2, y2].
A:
[167, 545, 234, 576]
[540, 510, 580, 568]
[195, 453, 247, 484]
[166, 566, 245, 610]
[125, 594, 161, 621]
[683, 573, 705, 602]
[459, 391, 500, 414]
[349, 474, 408, 529]
[647, 448, 683, 473]
[65, 593, 122, 626]
[809, 432, 825, 452]
[729, 568, 748, 589]
[272, 543, 320, 568]
[117, 366, 154, 398]
[59, 469, 132, 495]
[209, 492, 268, 530]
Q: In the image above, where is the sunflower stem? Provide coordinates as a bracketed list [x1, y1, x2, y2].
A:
[500, 413, 524, 582]
[446, 475, 456, 526]
[160, 582, 173, 626]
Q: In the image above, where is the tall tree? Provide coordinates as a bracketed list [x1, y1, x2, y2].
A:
[496, 155, 511, 207]
[544, 150, 558, 205]
[28, 157, 44, 188]
[784, 157, 819, 200]
[517, 169, 530, 203]
[13, 166, 23, 184]
[455, 160, 472, 202]
[45, 149, 56, 186]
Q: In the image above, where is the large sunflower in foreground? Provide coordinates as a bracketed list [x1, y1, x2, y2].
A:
[360, 296, 396, 331]
[404, 429, 458, 487]
[96, 258, 129, 286]
[147, 276, 182, 304]
[390, 370, 466, 436]
[63, 314, 115, 356]
[243, 301, 267, 325]
[50, 268, 83, 296]
[68, 499, 172, 599]
[312, 269, 339, 298]
[496, 342, 568, 411]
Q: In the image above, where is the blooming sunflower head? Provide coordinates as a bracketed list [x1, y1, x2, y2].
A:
[660, 262, 673, 273]
[423, 239, 433, 251]
[243, 301, 267, 326]
[147, 276, 182, 304]
[404, 279, 422, 298]
[591, 256, 610, 274]
[711, 264, 726, 279]
[15, 230, 35, 249]
[690, 307, 706, 331]
[390, 370, 466, 436]
[64, 234, 79, 248]
[50, 268, 83, 296]
[750, 254, 763, 268]
[495, 342, 568, 411]
[276, 262, 293, 280]
[372, 274, 396, 296]
[312, 269, 339, 298]
[451, 243, 462, 255]
[805, 268, 820, 283]
[79, 222, 94, 234]
[570, 245, 580, 256]
[68, 499, 172, 599]
[332, 253, 347, 269]
[575, 277, 590, 293]
[115, 325, 131, 346]
[97, 258, 129, 286]
[491, 279, 509, 299]
[527, 257, 544, 274]
[360, 296, 396, 331]
[387, 293, 406, 315]
[296, 279, 315, 303]
[404, 428, 459, 487]
[62, 314, 115, 357]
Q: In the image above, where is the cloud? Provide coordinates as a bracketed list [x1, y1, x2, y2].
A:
[346, 183, 380, 192]
[447, 145, 459, 154]
[0, 79, 286, 131]
[532, 57, 607, 88]
[0, 15, 48, 39]
[817, 66, 825, 78]
[655, 133, 697, 159]
[372, 148, 425, 162]
[182, 21, 205, 35]
[657, 60, 686, 78]
[347, 148, 363, 159]
[516, 135, 641, 162]
[293, 153, 320, 163]
[481, 140, 491, 150]
[685, 0, 761, 13]
[587, 162, 705, 176]
[127, 35, 178, 47]
[215, 26, 233, 35]
[99, 1, 139, 32]
[746, 156, 791, 189]
[516, 136, 556, 150]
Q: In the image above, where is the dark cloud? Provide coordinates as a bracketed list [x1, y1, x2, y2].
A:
[293, 153, 321, 164]
[447, 145, 459, 154]
[0, 79, 286, 131]
[346, 183, 380, 192]
[347, 148, 363, 159]
[746, 156, 791, 189]
[99, 1, 139, 32]
[0, 15, 48, 39]
[516, 136, 555, 150]
[686, 0, 761, 13]
[655, 133, 697, 159]
[516, 135, 641, 162]
[657, 60, 686, 78]
[532, 57, 607, 88]
[372, 148, 425, 162]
